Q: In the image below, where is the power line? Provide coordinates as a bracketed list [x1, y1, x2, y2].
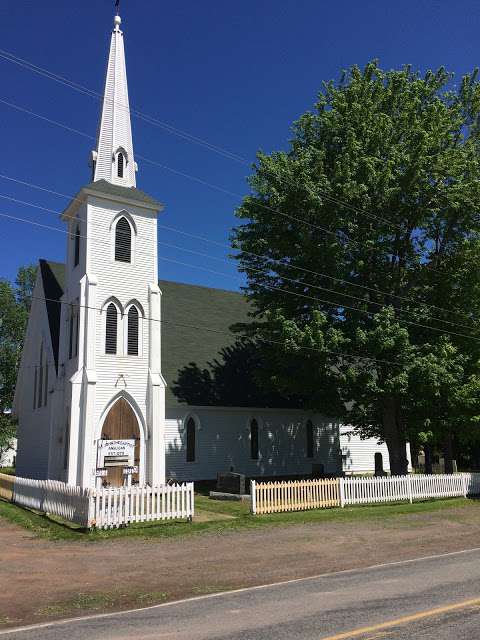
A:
[0, 91, 467, 290]
[14, 290, 419, 370]
[0, 189, 475, 332]
[0, 171, 474, 325]
[1, 209, 480, 343]
[0, 45, 464, 234]
[0, 47, 247, 165]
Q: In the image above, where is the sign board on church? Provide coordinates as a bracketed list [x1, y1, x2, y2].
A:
[97, 439, 135, 468]
[123, 466, 138, 475]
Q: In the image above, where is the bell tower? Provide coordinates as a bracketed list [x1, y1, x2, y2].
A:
[57, 9, 166, 488]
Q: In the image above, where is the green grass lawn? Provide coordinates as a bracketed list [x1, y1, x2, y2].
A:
[0, 494, 477, 542]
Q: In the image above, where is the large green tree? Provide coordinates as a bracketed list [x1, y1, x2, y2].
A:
[233, 62, 480, 474]
[0, 265, 36, 463]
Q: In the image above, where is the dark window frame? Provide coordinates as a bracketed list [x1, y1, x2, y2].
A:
[115, 216, 132, 263]
[250, 418, 259, 460]
[105, 303, 118, 354]
[117, 152, 125, 178]
[306, 419, 314, 459]
[186, 417, 196, 462]
[127, 305, 139, 356]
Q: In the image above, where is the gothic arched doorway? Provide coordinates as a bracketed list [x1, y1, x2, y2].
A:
[100, 398, 141, 486]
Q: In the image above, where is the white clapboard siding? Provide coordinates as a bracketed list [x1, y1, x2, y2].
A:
[251, 478, 340, 514]
[13, 476, 90, 525]
[91, 482, 194, 529]
[165, 410, 341, 482]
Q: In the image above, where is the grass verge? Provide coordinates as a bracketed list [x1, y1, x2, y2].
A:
[0, 495, 477, 543]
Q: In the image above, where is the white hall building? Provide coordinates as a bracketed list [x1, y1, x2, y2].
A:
[13, 12, 404, 488]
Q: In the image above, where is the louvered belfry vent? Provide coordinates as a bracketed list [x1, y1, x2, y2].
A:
[127, 306, 139, 355]
[105, 303, 118, 354]
[115, 217, 132, 262]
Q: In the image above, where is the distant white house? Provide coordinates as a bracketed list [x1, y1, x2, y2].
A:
[12, 10, 404, 488]
[0, 438, 17, 469]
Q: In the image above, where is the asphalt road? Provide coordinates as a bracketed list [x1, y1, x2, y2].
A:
[3, 547, 480, 640]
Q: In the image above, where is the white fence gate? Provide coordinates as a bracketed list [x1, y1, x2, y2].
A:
[8, 475, 194, 529]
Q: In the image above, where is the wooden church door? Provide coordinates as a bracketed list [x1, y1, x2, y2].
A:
[101, 398, 140, 486]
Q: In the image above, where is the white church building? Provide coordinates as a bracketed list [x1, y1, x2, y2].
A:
[13, 11, 402, 488]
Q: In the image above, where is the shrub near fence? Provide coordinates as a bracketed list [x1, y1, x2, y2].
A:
[251, 473, 480, 515]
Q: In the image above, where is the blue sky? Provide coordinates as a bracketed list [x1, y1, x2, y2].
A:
[0, 0, 479, 290]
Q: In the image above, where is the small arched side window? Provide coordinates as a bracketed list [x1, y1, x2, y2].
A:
[73, 224, 80, 267]
[115, 217, 132, 263]
[127, 306, 139, 356]
[250, 418, 259, 460]
[306, 419, 314, 458]
[105, 304, 118, 354]
[117, 152, 125, 178]
[186, 417, 196, 462]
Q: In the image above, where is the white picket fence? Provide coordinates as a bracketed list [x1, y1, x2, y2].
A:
[251, 473, 480, 514]
[251, 478, 340, 515]
[9, 475, 194, 529]
[13, 476, 90, 525]
[90, 483, 194, 529]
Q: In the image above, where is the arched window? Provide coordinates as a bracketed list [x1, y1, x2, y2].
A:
[105, 304, 118, 354]
[38, 344, 44, 409]
[68, 303, 79, 359]
[115, 217, 131, 263]
[117, 152, 125, 178]
[127, 306, 139, 356]
[306, 419, 314, 458]
[375, 452, 384, 476]
[73, 224, 80, 267]
[250, 418, 259, 460]
[186, 417, 196, 462]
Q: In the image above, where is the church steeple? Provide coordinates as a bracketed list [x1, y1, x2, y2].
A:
[91, 11, 137, 187]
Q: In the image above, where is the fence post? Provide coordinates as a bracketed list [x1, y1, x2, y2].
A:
[250, 480, 256, 514]
[187, 482, 194, 521]
[462, 473, 468, 498]
[87, 489, 95, 529]
[407, 474, 413, 504]
[339, 477, 345, 508]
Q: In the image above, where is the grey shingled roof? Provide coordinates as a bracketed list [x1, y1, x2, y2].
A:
[84, 180, 162, 208]
[39, 261, 251, 407]
[159, 279, 251, 407]
[39, 260, 65, 372]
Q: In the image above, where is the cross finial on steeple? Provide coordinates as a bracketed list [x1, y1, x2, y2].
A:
[115, 0, 120, 15]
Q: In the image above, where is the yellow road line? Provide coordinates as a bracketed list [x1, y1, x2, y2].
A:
[320, 598, 480, 640]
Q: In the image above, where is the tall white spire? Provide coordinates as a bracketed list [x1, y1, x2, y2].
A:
[91, 12, 137, 187]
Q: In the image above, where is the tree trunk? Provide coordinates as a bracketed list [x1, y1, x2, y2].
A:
[444, 433, 454, 474]
[382, 396, 409, 476]
[424, 443, 433, 475]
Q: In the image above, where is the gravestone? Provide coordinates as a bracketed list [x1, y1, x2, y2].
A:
[216, 472, 246, 495]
